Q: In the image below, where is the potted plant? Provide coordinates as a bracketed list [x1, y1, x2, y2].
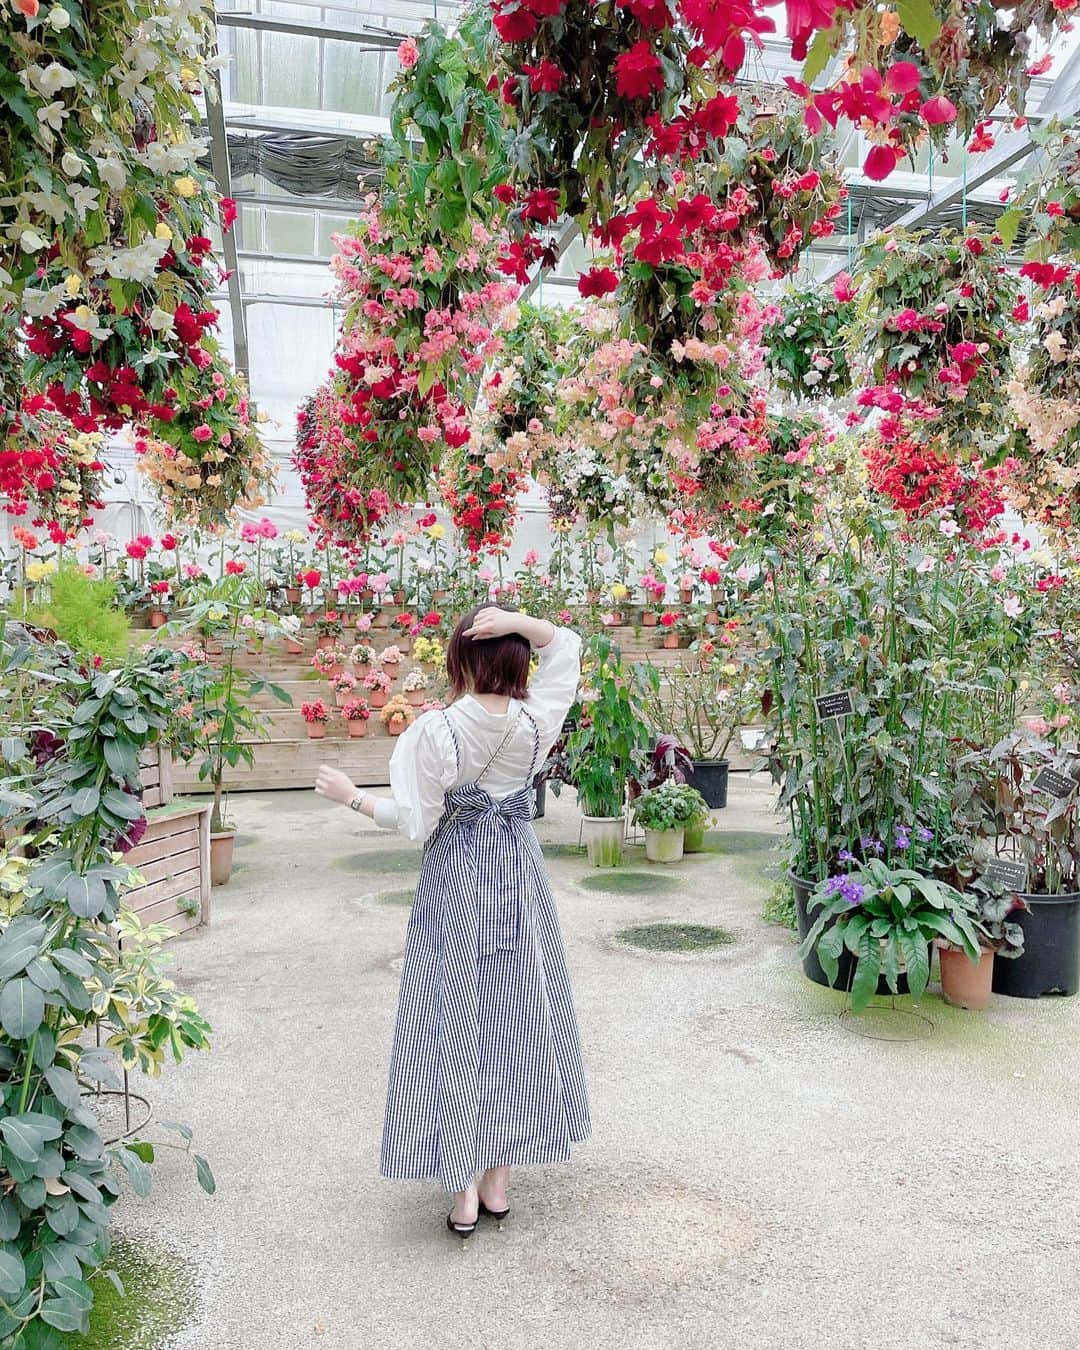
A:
[403, 667, 430, 707]
[312, 645, 347, 680]
[175, 580, 292, 885]
[798, 859, 983, 1009]
[148, 579, 171, 627]
[644, 656, 758, 810]
[564, 635, 658, 867]
[677, 571, 696, 606]
[682, 790, 712, 854]
[630, 781, 699, 863]
[279, 613, 304, 655]
[938, 885, 1029, 1011]
[331, 671, 358, 707]
[381, 693, 415, 736]
[301, 699, 330, 739]
[658, 611, 681, 649]
[350, 641, 377, 669]
[316, 611, 344, 649]
[381, 644, 404, 679]
[392, 611, 415, 652]
[341, 697, 372, 738]
[363, 667, 393, 709]
[955, 731, 1080, 998]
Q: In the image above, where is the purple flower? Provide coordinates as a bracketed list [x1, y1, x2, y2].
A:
[917, 827, 934, 843]
[860, 836, 884, 856]
[838, 848, 856, 863]
[895, 831, 911, 850]
[825, 874, 866, 908]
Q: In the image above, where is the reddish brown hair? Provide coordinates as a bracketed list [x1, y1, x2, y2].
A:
[446, 605, 530, 700]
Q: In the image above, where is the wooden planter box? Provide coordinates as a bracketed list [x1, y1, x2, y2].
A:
[124, 749, 210, 937]
[138, 742, 173, 809]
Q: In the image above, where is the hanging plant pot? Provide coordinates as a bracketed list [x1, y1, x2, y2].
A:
[991, 893, 1080, 998]
[210, 831, 236, 887]
[644, 827, 685, 864]
[148, 609, 167, 629]
[305, 723, 327, 740]
[582, 815, 624, 868]
[347, 720, 369, 738]
[642, 610, 659, 628]
[938, 943, 995, 1010]
[686, 759, 729, 809]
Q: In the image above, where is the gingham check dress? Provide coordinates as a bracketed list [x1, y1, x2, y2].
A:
[380, 709, 591, 1193]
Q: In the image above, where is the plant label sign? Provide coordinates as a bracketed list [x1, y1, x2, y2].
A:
[815, 690, 854, 722]
[1032, 767, 1077, 800]
[982, 857, 1029, 893]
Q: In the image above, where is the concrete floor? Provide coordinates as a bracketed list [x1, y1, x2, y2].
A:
[125, 778, 1080, 1350]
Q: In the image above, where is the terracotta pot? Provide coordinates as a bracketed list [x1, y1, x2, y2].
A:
[406, 689, 426, 707]
[393, 589, 406, 605]
[642, 611, 659, 628]
[361, 589, 374, 603]
[369, 689, 388, 709]
[323, 663, 343, 680]
[334, 688, 355, 707]
[148, 609, 167, 629]
[285, 639, 304, 655]
[382, 661, 401, 680]
[433, 589, 449, 602]
[316, 634, 336, 650]
[285, 587, 301, 605]
[711, 588, 724, 605]
[607, 610, 625, 626]
[704, 610, 720, 625]
[661, 632, 679, 649]
[204, 639, 223, 657]
[347, 720, 369, 738]
[679, 588, 694, 605]
[209, 831, 235, 887]
[938, 943, 994, 1011]
[396, 636, 412, 654]
[387, 715, 407, 736]
[586, 589, 600, 604]
[372, 609, 390, 629]
[305, 723, 327, 739]
[302, 613, 315, 628]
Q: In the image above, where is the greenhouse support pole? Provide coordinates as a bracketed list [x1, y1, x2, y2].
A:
[205, 41, 249, 379]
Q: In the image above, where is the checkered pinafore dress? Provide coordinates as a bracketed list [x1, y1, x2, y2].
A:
[380, 708, 591, 1193]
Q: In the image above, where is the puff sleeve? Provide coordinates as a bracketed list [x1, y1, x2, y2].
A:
[372, 712, 459, 842]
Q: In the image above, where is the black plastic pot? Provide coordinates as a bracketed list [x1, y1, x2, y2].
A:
[532, 776, 547, 820]
[991, 892, 1080, 998]
[791, 873, 912, 995]
[687, 759, 729, 809]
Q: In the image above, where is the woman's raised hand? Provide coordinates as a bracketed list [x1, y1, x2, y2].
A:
[462, 607, 520, 641]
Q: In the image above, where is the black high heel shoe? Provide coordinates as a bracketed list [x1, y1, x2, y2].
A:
[478, 1199, 511, 1229]
[446, 1212, 478, 1242]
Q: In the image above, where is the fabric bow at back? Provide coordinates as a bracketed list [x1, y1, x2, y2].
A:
[444, 783, 535, 956]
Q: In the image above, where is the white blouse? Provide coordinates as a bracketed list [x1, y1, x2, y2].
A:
[372, 625, 582, 842]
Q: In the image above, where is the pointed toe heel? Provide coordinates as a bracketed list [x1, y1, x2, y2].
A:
[478, 1200, 511, 1230]
[446, 1212, 478, 1243]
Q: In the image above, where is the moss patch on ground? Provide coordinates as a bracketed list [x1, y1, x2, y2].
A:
[541, 843, 588, 859]
[333, 849, 419, 877]
[578, 871, 681, 897]
[73, 1237, 197, 1349]
[616, 923, 737, 952]
[701, 830, 782, 856]
[378, 887, 416, 907]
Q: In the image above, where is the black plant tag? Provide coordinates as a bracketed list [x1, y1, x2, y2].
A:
[982, 857, 1029, 892]
[1032, 767, 1077, 800]
[814, 690, 853, 721]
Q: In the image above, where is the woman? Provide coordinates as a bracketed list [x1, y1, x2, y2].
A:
[315, 606, 590, 1239]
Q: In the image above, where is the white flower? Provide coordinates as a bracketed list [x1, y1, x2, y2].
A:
[1002, 595, 1023, 618]
[71, 185, 101, 218]
[28, 63, 77, 97]
[1043, 331, 1067, 362]
[148, 307, 175, 334]
[802, 370, 822, 386]
[21, 284, 67, 317]
[47, 5, 71, 29]
[86, 235, 169, 283]
[37, 102, 68, 133]
[61, 150, 84, 178]
[916, 557, 936, 574]
[94, 156, 128, 191]
[939, 518, 960, 538]
[26, 190, 68, 222]
[18, 228, 48, 254]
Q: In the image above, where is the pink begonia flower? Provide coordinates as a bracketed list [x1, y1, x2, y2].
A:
[397, 38, 419, 68]
[356, 614, 373, 632]
[990, 565, 1006, 582]
[916, 558, 935, 574]
[258, 517, 278, 539]
[735, 564, 754, 583]
[192, 424, 213, 442]
[523, 550, 539, 566]
[1002, 595, 1023, 618]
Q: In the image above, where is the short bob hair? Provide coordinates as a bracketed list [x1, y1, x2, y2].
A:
[446, 604, 530, 701]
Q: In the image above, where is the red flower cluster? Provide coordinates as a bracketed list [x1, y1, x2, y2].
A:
[865, 439, 1007, 536]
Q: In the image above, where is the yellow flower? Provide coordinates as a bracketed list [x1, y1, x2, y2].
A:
[173, 176, 198, 199]
[426, 523, 446, 540]
[155, 221, 173, 241]
[74, 304, 93, 325]
[63, 272, 82, 297]
[285, 529, 306, 544]
[610, 582, 628, 601]
[652, 547, 670, 566]
[26, 561, 57, 583]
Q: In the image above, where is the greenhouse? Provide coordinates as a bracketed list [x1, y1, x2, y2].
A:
[1, 0, 1079, 1344]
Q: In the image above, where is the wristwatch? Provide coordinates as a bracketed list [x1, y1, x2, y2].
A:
[349, 792, 367, 813]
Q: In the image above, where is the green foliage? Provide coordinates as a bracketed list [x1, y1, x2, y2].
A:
[631, 781, 703, 833]
[761, 881, 798, 932]
[27, 567, 130, 666]
[0, 630, 213, 1342]
[764, 292, 854, 401]
[564, 635, 658, 818]
[797, 859, 982, 1012]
